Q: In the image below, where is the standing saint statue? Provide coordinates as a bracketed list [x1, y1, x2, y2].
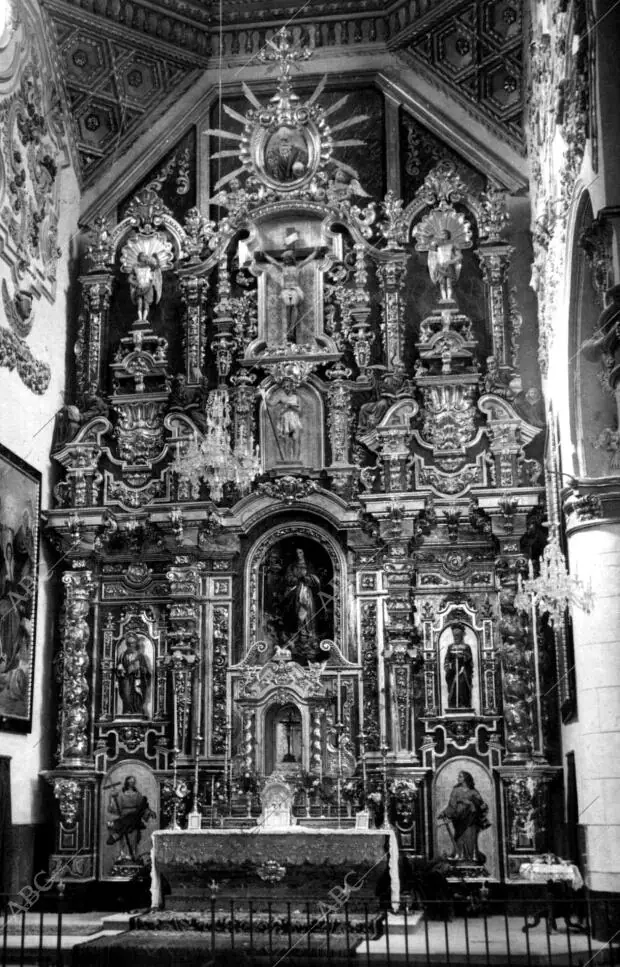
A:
[427, 229, 463, 303]
[116, 631, 151, 715]
[412, 205, 472, 305]
[284, 548, 321, 660]
[120, 234, 173, 324]
[444, 623, 474, 709]
[439, 770, 490, 864]
[271, 379, 302, 463]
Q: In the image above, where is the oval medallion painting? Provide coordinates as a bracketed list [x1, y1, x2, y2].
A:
[258, 123, 316, 189]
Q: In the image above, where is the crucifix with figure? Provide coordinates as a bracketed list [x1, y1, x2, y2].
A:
[255, 228, 324, 345]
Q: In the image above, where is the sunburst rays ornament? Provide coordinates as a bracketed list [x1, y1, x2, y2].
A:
[204, 27, 369, 207]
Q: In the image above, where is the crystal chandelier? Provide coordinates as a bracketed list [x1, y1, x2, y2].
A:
[515, 528, 594, 623]
[172, 388, 260, 502]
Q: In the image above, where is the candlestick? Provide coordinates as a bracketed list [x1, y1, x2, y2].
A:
[359, 730, 368, 799]
[170, 746, 181, 831]
[337, 775, 342, 829]
[380, 742, 390, 830]
[195, 660, 202, 742]
[192, 732, 202, 813]
[336, 671, 341, 722]
[224, 720, 232, 812]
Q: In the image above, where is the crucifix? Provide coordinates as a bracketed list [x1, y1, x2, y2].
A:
[255, 229, 325, 344]
[282, 708, 300, 763]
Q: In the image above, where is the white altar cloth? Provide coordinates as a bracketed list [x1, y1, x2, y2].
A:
[518, 860, 584, 891]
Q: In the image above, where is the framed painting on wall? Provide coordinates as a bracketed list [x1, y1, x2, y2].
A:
[0, 443, 40, 733]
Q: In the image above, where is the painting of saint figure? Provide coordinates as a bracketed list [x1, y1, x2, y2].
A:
[438, 770, 491, 864]
[0, 444, 39, 732]
[258, 536, 334, 664]
[100, 761, 158, 879]
[434, 758, 497, 877]
[264, 126, 309, 183]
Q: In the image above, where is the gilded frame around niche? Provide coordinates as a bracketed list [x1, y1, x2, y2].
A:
[0, 442, 40, 734]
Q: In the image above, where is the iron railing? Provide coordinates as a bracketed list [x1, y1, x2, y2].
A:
[1, 893, 619, 966]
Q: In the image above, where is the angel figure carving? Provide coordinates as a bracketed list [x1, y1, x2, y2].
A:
[326, 169, 370, 205]
[121, 235, 174, 324]
[412, 205, 472, 304]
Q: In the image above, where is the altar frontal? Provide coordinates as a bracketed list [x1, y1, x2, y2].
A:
[151, 827, 399, 911]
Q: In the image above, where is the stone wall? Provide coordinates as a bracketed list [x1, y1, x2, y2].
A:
[0, 0, 80, 895]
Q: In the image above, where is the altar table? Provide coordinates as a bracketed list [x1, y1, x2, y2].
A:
[518, 856, 586, 933]
[151, 826, 399, 911]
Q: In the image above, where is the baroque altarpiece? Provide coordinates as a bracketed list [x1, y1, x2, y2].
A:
[44, 32, 561, 887]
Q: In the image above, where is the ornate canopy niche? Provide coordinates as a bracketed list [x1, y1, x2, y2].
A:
[231, 646, 329, 777]
[243, 522, 348, 663]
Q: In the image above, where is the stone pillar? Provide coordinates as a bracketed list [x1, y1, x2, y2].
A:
[179, 275, 208, 385]
[42, 569, 97, 883]
[166, 563, 203, 759]
[59, 570, 96, 764]
[79, 215, 115, 394]
[211, 252, 235, 379]
[376, 257, 407, 370]
[326, 363, 352, 467]
[77, 277, 113, 394]
[564, 516, 620, 931]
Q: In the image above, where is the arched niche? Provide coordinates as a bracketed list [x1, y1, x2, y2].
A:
[438, 621, 480, 714]
[264, 702, 303, 775]
[99, 759, 158, 880]
[259, 378, 324, 472]
[433, 757, 498, 879]
[568, 190, 616, 476]
[244, 522, 346, 663]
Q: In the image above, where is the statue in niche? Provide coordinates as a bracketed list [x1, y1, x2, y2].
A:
[120, 235, 173, 324]
[438, 770, 490, 864]
[284, 548, 321, 660]
[271, 379, 302, 462]
[116, 630, 152, 715]
[264, 126, 308, 183]
[428, 230, 463, 303]
[443, 623, 474, 709]
[413, 207, 472, 305]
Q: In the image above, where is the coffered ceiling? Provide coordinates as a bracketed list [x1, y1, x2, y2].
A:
[41, 0, 525, 188]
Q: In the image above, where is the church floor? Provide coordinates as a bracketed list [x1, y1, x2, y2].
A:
[2, 911, 618, 966]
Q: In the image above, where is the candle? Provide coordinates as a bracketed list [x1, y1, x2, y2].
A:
[336, 671, 341, 723]
[195, 661, 202, 745]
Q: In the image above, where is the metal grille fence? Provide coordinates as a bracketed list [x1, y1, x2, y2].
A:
[1, 894, 620, 966]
